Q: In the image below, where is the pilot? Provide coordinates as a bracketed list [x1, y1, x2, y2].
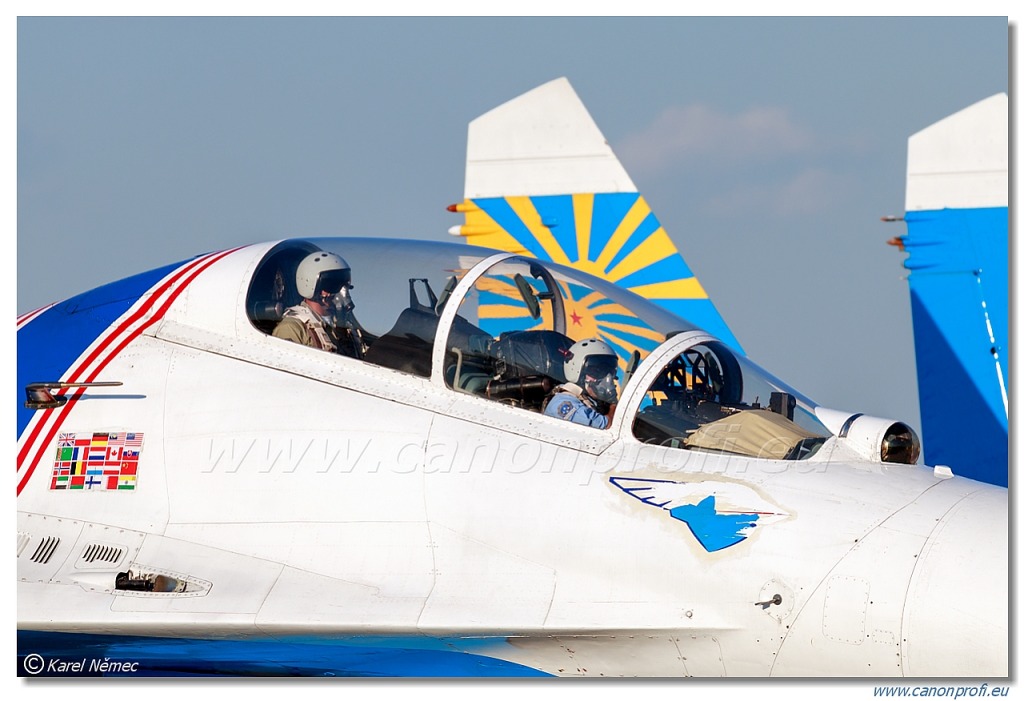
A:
[543, 338, 619, 429]
[273, 251, 361, 355]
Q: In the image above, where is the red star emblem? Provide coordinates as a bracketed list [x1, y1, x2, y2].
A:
[570, 310, 583, 326]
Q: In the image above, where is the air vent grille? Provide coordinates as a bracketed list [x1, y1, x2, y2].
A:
[80, 544, 125, 565]
[31, 536, 60, 564]
[17, 532, 31, 557]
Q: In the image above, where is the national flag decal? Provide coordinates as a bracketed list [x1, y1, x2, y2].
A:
[50, 432, 144, 491]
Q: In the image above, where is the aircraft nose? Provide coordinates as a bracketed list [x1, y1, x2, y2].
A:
[901, 484, 1008, 676]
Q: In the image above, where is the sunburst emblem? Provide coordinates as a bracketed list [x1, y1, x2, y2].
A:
[472, 270, 664, 370]
[452, 192, 742, 354]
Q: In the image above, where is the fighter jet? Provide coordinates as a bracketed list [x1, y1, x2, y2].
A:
[16, 85, 1007, 679]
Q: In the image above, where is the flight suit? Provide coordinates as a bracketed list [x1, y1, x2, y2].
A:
[544, 388, 609, 429]
[273, 302, 336, 353]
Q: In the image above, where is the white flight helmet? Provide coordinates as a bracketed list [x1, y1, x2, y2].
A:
[296, 251, 351, 300]
[564, 338, 619, 402]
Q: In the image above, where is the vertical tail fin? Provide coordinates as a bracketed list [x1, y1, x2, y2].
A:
[895, 93, 1008, 485]
[448, 78, 742, 353]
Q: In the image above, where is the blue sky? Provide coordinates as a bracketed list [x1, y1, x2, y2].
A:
[16, 15, 1010, 433]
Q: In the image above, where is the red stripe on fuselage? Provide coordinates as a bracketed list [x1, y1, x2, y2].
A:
[16, 303, 56, 329]
[17, 253, 213, 469]
[17, 248, 243, 496]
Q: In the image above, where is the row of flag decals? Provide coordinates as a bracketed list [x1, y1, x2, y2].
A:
[50, 432, 144, 491]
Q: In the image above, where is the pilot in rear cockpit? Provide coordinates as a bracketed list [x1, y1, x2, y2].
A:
[273, 251, 366, 357]
[543, 338, 619, 429]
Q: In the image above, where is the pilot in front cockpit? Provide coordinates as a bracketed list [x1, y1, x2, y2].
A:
[273, 251, 366, 357]
[543, 338, 619, 429]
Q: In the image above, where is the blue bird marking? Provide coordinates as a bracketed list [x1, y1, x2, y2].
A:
[608, 477, 777, 553]
[668, 496, 760, 553]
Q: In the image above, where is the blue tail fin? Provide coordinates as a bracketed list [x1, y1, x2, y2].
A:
[895, 94, 1007, 485]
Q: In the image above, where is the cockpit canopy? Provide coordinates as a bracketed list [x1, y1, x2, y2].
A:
[633, 340, 828, 460]
[245, 237, 831, 459]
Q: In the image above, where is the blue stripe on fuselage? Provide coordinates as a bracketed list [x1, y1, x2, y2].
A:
[17, 261, 187, 440]
[17, 630, 549, 677]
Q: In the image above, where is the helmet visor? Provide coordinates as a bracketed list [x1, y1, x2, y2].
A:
[316, 268, 352, 296]
[581, 354, 619, 403]
[580, 355, 618, 382]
